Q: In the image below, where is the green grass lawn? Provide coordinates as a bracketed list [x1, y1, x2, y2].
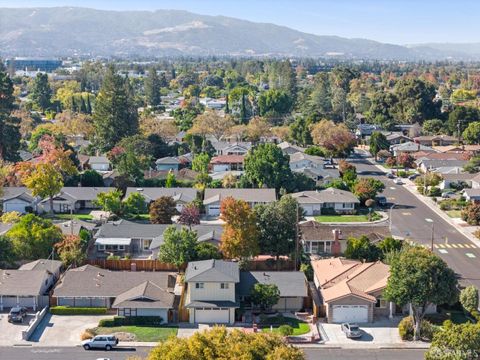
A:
[446, 210, 462, 218]
[93, 326, 178, 342]
[260, 316, 310, 336]
[314, 214, 370, 223]
[131, 214, 150, 220]
[45, 213, 94, 221]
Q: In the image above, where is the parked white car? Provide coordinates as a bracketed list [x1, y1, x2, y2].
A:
[341, 323, 362, 338]
[394, 178, 403, 185]
[82, 335, 118, 350]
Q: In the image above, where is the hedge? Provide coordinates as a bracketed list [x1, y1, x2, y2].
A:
[99, 315, 164, 327]
[50, 306, 107, 315]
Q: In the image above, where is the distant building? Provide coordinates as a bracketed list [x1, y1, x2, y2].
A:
[5, 58, 62, 72]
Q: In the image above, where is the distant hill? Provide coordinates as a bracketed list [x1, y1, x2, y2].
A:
[0, 7, 474, 60]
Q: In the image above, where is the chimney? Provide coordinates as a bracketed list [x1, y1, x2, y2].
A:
[331, 229, 342, 256]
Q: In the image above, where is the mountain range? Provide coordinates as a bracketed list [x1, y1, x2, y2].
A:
[0, 7, 479, 60]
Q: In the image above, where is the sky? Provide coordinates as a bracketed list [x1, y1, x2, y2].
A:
[0, 0, 479, 44]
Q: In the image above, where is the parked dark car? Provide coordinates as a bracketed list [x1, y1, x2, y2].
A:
[408, 173, 420, 180]
[375, 196, 388, 207]
[386, 173, 395, 179]
[8, 307, 27, 323]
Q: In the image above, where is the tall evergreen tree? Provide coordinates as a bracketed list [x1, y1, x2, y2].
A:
[80, 96, 87, 114]
[71, 96, 77, 112]
[144, 67, 162, 107]
[86, 95, 92, 114]
[29, 73, 52, 112]
[0, 71, 21, 161]
[93, 65, 138, 152]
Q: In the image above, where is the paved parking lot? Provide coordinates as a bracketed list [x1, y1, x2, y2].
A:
[0, 311, 34, 345]
[30, 314, 110, 346]
[320, 318, 402, 347]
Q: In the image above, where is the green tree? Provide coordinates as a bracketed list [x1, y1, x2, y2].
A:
[192, 152, 210, 174]
[123, 192, 147, 216]
[464, 156, 480, 173]
[244, 143, 293, 192]
[149, 196, 178, 224]
[194, 242, 222, 261]
[158, 226, 198, 270]
[93, 65, 138, 152]
[23, 163, 63, 214]
[54, 235, 85, 267]
[369, 132, 390, 161]
[463, 122, 480, 145]
[344, 235, 381, 262]
[353, 178, 385, 204]
[377, 236, 403, 256]
[29, 73, 52, 111]
[0, 71, 21, 162]
[459, 286, 479, 314]
[250, 283, 281, 311]
[80, 170, 104, 187]
[394, 78, 440, 124]
[145, 67, 162, 108]
[447, 106, 480, 136]
[94, 189, 124, 216]
[257, 89, 292, 120]
[422, 119, 446, 135]
[0, 235, 16, 267]
[7, 214, 63, 259]
[290, 116, 313, 147]
[425, 322, 480, 360]
[384, 247, 458, 341]
[165, 170, 176, 188]
[366, 91, 398, 129]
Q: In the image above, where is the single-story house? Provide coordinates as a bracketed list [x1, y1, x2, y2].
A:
[299, 220, 390, 255]
[417, 159, 469, 174]
[1, 187, 35, 214]
[463, 189, 480, 202]
[312, 258, 392, 323]
[440, 173, 475, 190]
[433, 145, 480, 155]
[124, 187, 197, 212]
[210, 155, 244, 172]
[0, 259, 62, 310]
[385, 132, 411, 145]
[238, 271, 307, 312]
[414, 135, 458, 147]
[39, 187, 112, 213]
[155, 157, 181, 171]
[293, 167, 340, 186]
[278, 142, 306, 155]
[289, 152, 325, 170]
[87, 156, 111, 172]
[185, 260, 240, 324]
[211, 141, 252, 156]
[53, 265, 176, 321]
[55, 219, 97, 237]
[203, 188, 276, 216]
[390, 141, 436, 156]
[471, 173, 480, 189]
[291, 188, 360, 216]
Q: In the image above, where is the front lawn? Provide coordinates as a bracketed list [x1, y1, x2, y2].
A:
[314, 214, 370, 223]
[259, 315, 310, 336]
[446, 210, 462, 218]
[45, 213, 94, 221]
[93, 325, 178, 342]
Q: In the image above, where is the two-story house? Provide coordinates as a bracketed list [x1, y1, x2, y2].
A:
[184, 260, 240, 324]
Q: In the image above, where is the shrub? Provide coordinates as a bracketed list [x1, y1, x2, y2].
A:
[50, 306, 107, 315]
[80, 329, 95, 340]
[98, 318, 116, 327]
[278, 325, 293, 336]
[428, 187, 441, 197]
[398, 316, 436, 341]
[460, 286, 479, 313]
[462, 202, 480, 225]
[321, 207, 337, 215]
[113, 316, 163, 326]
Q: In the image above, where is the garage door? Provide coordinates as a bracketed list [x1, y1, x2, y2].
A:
[208, 206, 220, 216]
[195, 309, 229, 324]
[4, 202, 27, 214]
[332, 305, 368, 323]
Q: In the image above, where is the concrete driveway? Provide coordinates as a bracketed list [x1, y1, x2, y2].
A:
[29, 314, 110, 346]
[320, 318, 402, 347]
[0, 311, 35, 345]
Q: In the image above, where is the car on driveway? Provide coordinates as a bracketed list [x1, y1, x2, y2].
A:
[393, 178, 403, 185]
[82, 335, 118, 351]
[7, 307, 28, 323]
[341, 323, 362, 338]
[441, 191, 456, 199]
[386, 173, 395, 179]
[408, 173, 419, 180]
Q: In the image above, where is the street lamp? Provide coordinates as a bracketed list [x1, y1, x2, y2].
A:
[425, 218, 434, 251]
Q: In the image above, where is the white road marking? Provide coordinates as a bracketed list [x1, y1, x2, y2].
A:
[457, 244, 464, 248]
[390, 187, 396, 190]
[451, 244, 458, 248]
[439, 249, 448, 254]
[466, 253, 476, 258]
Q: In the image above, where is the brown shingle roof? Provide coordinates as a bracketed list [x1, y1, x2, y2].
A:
[299, 221, 390, 242]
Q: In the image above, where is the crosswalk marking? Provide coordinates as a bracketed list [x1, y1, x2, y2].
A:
[457, 244, 464, 248]
[445, 244, 452, 248]
[451, 244, 458, 248]
[437, 244, 445, 248]
[464, 244, 471, 248]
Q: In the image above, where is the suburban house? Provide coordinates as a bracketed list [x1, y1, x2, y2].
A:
[184, 259, 240, 324]
[293, 167, 340, 186]
[390, 141, 435, 156]
[87, 156, 111, 172]
[278, 142, 306, 155]
[211, 141, 252, 156]
[93, 220, 223, 259]
[203, 188, 276, 216]
[55, 219, 96, 237]
[291, 188, 360, 216]
[417, 159, 469, 174]
[39, 187, 111, 213]
[433, 145, 480, 155]
[0, 259, 62, 311]
[299, 221, 390, 255]
[1, 187, 35, 213]
[384, 132, 412, 145]
[53, 265, 176, 321]
[210, 155, 244, 172]
[463, 189, 480, 202]
[124, 187, 197, 212]
[312, 258, 393, 323]
[471, 173, 480, 189]
[440, 173, 475, 189]
[238, 271, 307, 312]
[289, 152, 325, 170]
[414, 135, 458, 147]
[155, 157, 181, 171]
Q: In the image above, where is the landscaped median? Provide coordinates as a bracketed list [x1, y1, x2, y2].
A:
[82, 315, 178, 342]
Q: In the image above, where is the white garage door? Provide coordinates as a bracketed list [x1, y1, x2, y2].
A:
[208, 206, 220, 216]
[332, 305, 368, 323]
[4, 202, 28, 214]
[302, 205, 314, 216]
[195, 309, 229, 324]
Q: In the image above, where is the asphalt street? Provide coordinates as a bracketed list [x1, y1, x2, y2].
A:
[0, 346, 426, 360]
[351, 150, 480, 289]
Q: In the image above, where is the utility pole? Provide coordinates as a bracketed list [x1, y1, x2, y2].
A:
[294, 202, 299, 271]
[430, 222, 435, 252]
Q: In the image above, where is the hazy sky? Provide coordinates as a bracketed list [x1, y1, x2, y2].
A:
[1, 0, 478, 44]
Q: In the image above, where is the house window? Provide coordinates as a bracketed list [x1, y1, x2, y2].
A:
[196, 283, 204, 289]
[98, 244, 105, 251]
[118, 245, 125, 251]
[220, 283, 229, 289]
[376, 298, 388, 308]
[143, 239, 152, 250]
[324, 241, 332, 253]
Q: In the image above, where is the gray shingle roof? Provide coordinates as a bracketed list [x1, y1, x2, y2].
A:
[125, 187, 197, 203]
[0, 269, 49, 296]
[185, 260, 240, 283]
[112, 281, 175, 309]
[1, 187, 34, 202]
[19, 259, 63, 274]
[88, 156, 110, 165]
[203, 188, 276, 205]
[299, 220, 390, 242]
[40, 187, 112, 202]
[238, 271, 307, 298]
[95, 220, 169, 239]
[291, 188, 359, 204]
[53, 265, 176, 298]
[149, 224, 223, 250]
[155, 157, 181, 165]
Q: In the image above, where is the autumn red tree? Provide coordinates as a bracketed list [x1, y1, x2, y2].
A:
[177, 204, 201, 228]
